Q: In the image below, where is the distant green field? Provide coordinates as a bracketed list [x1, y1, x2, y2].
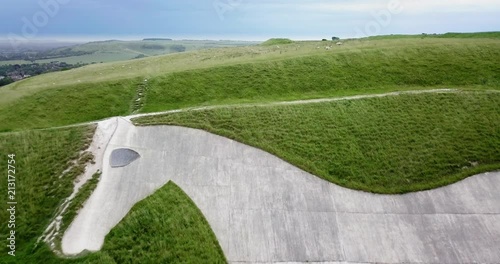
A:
[134, 91, 500, 194]
[0, 39, 260, 66]
[0, 60, 29, 66]
[0, 38, 498, 131]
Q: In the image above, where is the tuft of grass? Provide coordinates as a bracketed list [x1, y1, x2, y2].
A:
[77, 152, 95, 166]
[134, 92, 500, 194]
[261, 38, 294, 46]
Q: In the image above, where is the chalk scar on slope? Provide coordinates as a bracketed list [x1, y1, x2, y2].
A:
[61, 117, 500, 264]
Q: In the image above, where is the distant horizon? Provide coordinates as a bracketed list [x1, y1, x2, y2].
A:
[2, 30, 499, 45]
[1, 0, 499, 46]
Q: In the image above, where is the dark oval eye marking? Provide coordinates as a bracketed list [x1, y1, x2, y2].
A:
[110, 148, 140, 168]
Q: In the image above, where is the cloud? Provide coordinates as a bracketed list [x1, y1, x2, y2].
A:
[244, 0, 500, 13]
[402, 0, 500, 13]
[0, 0, 498, 40]
[244, 1, 383, 13]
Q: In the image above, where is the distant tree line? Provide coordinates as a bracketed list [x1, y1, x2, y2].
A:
[143, 38, 173, 41]
[0, 76, 14, 87]
[169, 45, 186, 52]
[141, 44, 166, 50]
[141, 43, 188, 52]
[133, 54, 148, 59]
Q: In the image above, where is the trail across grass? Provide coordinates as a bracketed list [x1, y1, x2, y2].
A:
[135, 92, 500, 194]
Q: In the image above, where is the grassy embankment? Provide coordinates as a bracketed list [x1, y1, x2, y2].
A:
[0, 128, 226, 263]
[135, 92, 500, 194]
[1, 38, 499, 132]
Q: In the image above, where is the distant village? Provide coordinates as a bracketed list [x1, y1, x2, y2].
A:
[0, 61, 86, 86]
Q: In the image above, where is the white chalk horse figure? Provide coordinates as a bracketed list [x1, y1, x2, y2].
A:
[62, 117, 500, 263]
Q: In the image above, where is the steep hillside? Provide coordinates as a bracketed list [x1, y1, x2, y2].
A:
[1, 38, 499, 131]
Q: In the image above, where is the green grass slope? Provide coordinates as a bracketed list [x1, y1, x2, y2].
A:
[436, 32, 500, 38]
[2, 37, 499, 102]
[1, 38, 499, 131]
[0, 128, 226, 263]
[135, 92, 500, 194]
[142, 41, 500, 112]
[0, 126, 95, 262]
[0, 81, 137, 132]
[99, 181, 227, 264]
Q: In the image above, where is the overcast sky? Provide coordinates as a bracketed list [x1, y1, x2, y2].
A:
[1, 0, 499, 41]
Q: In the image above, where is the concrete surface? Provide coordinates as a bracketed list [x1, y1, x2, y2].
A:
[62, 117, 500, 263]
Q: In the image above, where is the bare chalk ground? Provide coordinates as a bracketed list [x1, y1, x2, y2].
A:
[39, 118, 117, 249]
[62, 117, 500, 263]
